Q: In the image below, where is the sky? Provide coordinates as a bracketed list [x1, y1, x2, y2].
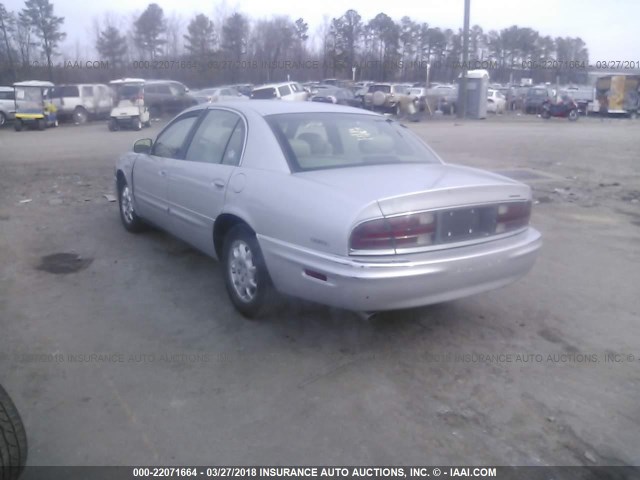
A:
[4, 0, 639, 62]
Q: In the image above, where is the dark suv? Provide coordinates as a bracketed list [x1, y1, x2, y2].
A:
[144, 80, 197, 117]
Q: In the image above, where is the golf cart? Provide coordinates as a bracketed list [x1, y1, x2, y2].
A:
[108, 78, 150, 131]
[13, 80, 59, 131]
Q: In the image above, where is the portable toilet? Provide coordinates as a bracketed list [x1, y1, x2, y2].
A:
[457, 69, 489, 119]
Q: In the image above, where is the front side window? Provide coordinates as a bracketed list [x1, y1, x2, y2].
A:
[278, 85, 292, 97]
[185, 110, 243, 164]
[153, 114, 199, 159]
[266, 113, 440, 172]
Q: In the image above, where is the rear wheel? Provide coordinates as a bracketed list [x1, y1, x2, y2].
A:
[108, 118, 119, 131]
[13, 120, 22, 132]
[568, 109, 578, 121]
[222, 225, 270, 318]
[36, 118, 45, 130]
[0, 383, 28, 480]
[117, 177, 145, 233]
[0, 112, 6, 127]
[541, 110, 551, 119]
[133, 117, 142, 131]
[73, 107, 89, 125]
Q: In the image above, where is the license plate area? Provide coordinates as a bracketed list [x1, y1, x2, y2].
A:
[437, 206, 496, 243]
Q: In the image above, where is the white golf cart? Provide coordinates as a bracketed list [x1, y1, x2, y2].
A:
[108, 78, 150, 131]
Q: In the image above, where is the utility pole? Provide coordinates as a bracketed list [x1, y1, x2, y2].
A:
[458, 0, 471, 119]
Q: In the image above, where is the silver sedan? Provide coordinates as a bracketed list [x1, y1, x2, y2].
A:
[115, 101, 541, 317]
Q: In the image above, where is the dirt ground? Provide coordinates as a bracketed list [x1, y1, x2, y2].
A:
[0, 114, 639, 467]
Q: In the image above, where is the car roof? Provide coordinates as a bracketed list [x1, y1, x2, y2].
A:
[13, 80, 55, 87]
[253, 82, 295, 89]
[183, 100, 380, 117]
[0, 85, 13, 91]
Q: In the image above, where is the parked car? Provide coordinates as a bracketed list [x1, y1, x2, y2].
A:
[193, 87, 250, 104]
[524, 86, 553, 114]
[144, 80, 197, 117]
[0, 383, 28, 479]
[487, 88, 507, 114]
[115, 101, 541, 317]
[407, 87, 428, 111]
[363, 83, 413, 114]
[428, 84, 458, 114]
[250, 82, 309, 101]
[0, 86, 16, 126]
[50, 83, 113, 124]
[229, 84, 253, 97]
[311, 87, 361, 107]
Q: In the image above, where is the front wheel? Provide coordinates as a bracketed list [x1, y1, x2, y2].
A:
[14, 120, 22, 132]
[568, 109, 578, 121]
[541, 110, 551, 119]
[108, 118, 119, 131]
[0, 383, 28, 480]
[222, 225, 270, 318]
[118, 178, 145, 233]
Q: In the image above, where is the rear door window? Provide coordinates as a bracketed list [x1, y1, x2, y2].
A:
[185, 110, 241, 164]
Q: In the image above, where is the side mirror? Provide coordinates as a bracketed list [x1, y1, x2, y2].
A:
[133, 138, 153, 154]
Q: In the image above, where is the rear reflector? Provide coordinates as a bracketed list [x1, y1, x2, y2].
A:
[304, 269, 327, 281]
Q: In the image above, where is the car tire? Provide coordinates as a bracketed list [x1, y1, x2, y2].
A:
[568, 110, 578, 121]
[222, 224, 271, 318]
[36, 119, 45, 131]
[117, 177, 145, 233]
[134, 117, 142, 131]
[73, 107, 89, 125]
[0, 383, 28, 480]
[0, 112, 6, 127]
[541, 110, 551, 120]
[108, 118, 119, 131]
[13, 120, 22, 132]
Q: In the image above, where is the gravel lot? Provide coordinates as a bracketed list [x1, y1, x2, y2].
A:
[0, 114, 639, 467]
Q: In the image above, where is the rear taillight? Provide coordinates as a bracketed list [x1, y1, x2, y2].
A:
[496, 201, 531, 233]
[351, 212, 436, 251]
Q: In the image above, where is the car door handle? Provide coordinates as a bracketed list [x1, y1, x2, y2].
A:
[212, 179, 226, 188]
[158, 170, 167, 177]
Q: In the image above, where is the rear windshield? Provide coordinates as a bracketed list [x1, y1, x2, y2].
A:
[251, 88, 277, 99]
[368, 85, 391, 94]
[266, 113, 440, 172]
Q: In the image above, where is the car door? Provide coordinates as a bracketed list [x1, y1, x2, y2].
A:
[166, 109, 246, 256]
[133, 112, 201, 228]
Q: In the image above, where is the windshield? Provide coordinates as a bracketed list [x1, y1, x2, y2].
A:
[369, 85, 391, 94]
[14, 86, 45, 113]
[266, 113, 440, 172]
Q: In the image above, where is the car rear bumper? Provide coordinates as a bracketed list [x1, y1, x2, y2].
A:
[259, 228, 542, 312]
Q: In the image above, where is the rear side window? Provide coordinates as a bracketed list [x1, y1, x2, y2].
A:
[185, 110, 242, 164]
[153, 114, 199, 159]
[251, 88, 276, 99]
[0, 91, 14, 100]
[52, 86, 80, 97]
